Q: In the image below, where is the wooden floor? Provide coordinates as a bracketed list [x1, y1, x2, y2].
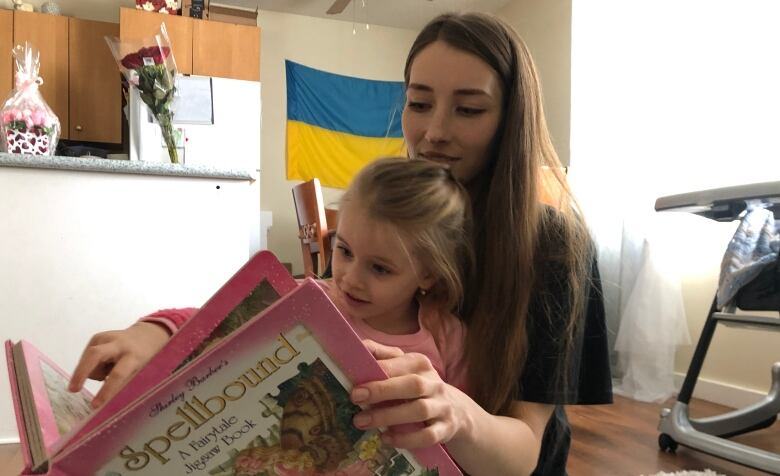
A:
[0, 395, 777, 475]
[0, 444, 23, 476]
[568, 395, 779, 475]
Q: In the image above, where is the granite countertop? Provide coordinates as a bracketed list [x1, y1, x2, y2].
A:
[0, 153, 256, 181]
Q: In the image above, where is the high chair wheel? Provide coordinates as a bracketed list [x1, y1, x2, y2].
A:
[659, 433, 678, 453]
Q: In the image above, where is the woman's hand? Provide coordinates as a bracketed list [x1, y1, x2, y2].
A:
[68, 321, 170, 408]
[354, 340, 554, 476]
[351, 339, 479, 449]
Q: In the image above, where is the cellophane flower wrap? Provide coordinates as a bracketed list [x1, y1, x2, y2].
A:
[0, 42, 60, 156]
[106, 24, 180, 163]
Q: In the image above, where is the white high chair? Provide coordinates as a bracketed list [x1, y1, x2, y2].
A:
[654, 180, 780, 475]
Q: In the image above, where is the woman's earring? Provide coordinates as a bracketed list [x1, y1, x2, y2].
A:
[418, 288, 428, 297]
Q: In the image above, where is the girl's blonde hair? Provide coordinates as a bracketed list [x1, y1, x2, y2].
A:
[340, 157, 473, 312]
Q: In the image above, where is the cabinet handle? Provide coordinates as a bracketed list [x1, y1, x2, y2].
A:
[75, 125, 83, 131]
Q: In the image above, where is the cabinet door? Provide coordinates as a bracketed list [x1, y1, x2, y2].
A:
[69, 18, 121, 143]
[13, 11, 69, 139]
[0, 10, 12, 101]
[193, 20, 260, 81]
[120, 7, 193, 74]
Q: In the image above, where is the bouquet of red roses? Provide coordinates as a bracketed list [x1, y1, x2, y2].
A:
[106, 24, 180, 163]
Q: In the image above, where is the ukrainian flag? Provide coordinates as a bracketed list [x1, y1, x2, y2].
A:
[286, 60, 406, 188]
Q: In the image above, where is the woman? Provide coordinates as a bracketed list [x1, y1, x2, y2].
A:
[347, 13, 611, 475]
[69, 13, 611, 476]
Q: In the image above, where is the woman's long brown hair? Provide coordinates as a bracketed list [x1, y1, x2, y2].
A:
[404, 13, 593, 415]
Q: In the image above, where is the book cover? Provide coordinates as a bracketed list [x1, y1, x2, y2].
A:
[49, 279, 462, 475]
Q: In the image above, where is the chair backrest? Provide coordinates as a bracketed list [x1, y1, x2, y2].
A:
[291, 178, 331, 277]
[539, 166, 568, 209]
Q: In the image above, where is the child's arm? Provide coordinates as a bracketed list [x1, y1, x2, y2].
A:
[67, 307, 197, 408]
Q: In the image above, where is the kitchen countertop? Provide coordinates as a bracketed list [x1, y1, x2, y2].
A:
[0, 153, 256, 181]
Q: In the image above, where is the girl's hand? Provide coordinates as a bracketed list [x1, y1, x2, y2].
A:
[351, 339, 479, 449]
[68, 322, 170, 408]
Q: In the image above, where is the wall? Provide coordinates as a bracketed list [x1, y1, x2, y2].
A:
[497, 0, 571, 166]
[257, 10, 417, 274]
[0, 166, 258, 442]
[570, 0, 780, 401]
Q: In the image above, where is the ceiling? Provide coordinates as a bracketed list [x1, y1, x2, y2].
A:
[224, 0, 513, 30]
[6, 0, 512, 31]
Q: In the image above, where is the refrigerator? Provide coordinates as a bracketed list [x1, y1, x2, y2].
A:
[128, 74, 261, 172]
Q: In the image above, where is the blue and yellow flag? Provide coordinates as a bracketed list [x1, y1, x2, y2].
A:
[286, 60, 406, 188]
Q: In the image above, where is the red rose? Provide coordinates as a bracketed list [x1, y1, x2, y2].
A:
[120, 52, 143, 69]
[152, 46, 170, 64]
[133, 46, 170, 66]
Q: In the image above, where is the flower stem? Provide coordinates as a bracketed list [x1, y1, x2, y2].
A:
[158, 112, 179, 164]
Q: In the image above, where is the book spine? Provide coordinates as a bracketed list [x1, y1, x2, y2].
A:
[5, 341, 33, 473]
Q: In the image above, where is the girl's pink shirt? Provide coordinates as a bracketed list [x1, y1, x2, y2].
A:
[140, 281, 469, 391]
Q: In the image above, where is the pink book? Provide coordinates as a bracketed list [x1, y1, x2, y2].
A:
[6, 252, 462, 475]
[51, 279, 462, 475]
[5, 250, 297, 474]
[58, 251, 297, 449]
[5, 341, 93, 474]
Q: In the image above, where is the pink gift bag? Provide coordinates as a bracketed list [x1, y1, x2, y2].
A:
[0, 42, 60, 156]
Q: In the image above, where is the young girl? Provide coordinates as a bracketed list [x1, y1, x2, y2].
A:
[323, 157, 472, 391]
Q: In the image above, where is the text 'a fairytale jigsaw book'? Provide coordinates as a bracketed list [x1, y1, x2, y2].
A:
[5, 251, 462, 476]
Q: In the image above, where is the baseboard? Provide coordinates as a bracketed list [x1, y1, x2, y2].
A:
[674, 373, 768, 409]
[0, 436, 20, 445]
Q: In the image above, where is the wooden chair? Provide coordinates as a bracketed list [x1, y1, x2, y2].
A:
[292, 178, 331, 277]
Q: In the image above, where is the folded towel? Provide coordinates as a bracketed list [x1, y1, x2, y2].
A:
[717, 203, 779, 309]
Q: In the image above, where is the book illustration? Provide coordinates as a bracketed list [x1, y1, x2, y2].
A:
[40, 359, 93, 437]
[93, 321, 445, 476]
[178, 279, 282, 370]
[205, 359, 429, 476]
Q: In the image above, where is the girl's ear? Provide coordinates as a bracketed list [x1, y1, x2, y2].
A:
[418, 269, 436, 292]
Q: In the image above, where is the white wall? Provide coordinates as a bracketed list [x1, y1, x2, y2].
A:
[256, 10, 417, 275]
[571, 0, 780, 398]
[497, 0, 571, 166]
[0, 166, 258, 442]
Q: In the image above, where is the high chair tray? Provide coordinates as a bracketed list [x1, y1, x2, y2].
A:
[655, 180, 780, 221]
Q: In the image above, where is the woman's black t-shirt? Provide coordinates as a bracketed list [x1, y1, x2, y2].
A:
[521, 219, 613, 475]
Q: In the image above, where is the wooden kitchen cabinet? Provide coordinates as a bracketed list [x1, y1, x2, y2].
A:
[12, 10, 69, 139]
[120, 7, 193, 74]
[193, 20, 260, 81]
[69, 18, 121, 143]
[0, 9, 12, 101]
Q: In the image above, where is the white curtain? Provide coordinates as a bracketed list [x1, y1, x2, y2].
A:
[569, 0, 780, 401]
